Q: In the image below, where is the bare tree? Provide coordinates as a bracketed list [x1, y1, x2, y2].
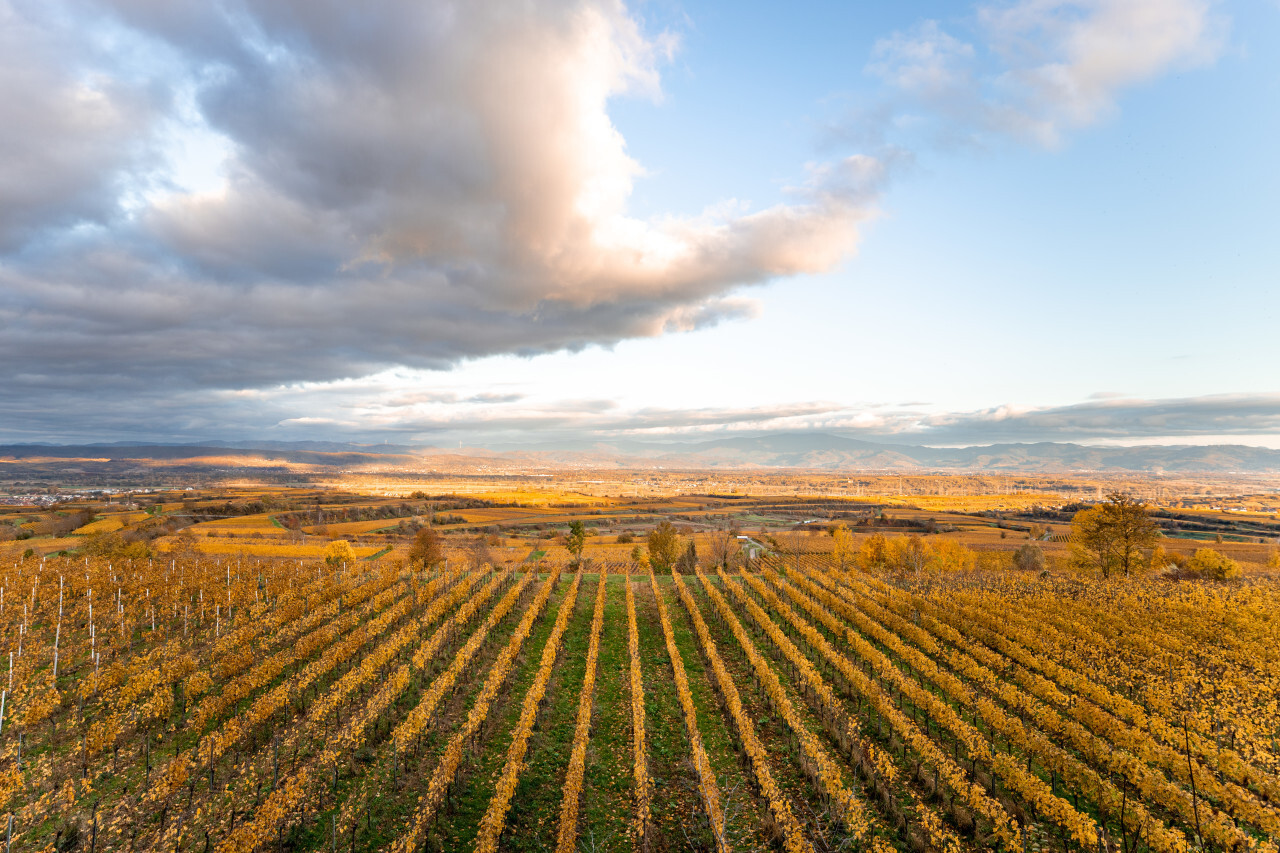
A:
[466, 534, 493, 570]
[779, 528, 807, 574]
[706, 529, 738, 572]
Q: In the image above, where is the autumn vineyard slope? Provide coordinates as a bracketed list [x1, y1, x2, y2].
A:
[0, 553, 1277, 852]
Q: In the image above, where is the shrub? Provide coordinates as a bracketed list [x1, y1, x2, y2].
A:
[1188, 548, 1241, 580]
[324, 540, 357, 567]
[1013, 543, 1046, 572]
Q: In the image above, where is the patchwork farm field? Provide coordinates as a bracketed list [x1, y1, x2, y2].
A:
[1, 551, 1277, 853]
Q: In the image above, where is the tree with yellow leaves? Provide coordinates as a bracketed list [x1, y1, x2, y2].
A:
[1070, 492, 1159, 579]
[407, 526, 445, 569]
[1188, 548, 1241, 580]
[647, 520, 681, 570]
[889, 534, 927, 574]
[831, 523, 856, 571]
[324, 539, 356, 567]
[857, 532, 888, 570]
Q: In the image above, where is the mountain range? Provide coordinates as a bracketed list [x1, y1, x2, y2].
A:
[481, 434, 1280, 473]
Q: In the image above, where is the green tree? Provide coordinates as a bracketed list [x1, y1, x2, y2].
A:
[647, 520, 681, 571]
[566, 520, 587, 567]
[1070, 493, 1160, 579]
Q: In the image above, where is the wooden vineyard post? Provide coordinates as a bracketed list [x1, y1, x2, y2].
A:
[1184, 716, 1203, 848]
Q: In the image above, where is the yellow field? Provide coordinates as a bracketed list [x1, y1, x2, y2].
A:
[0, 536, 82, 558]
[464, 488, 607, 507]
[308, 519, 403, 536]
[203, 513, 283, 530]
[154, 536, 384, 559]
[183, 517, 287, 539]
[454, 507, 560, 523]
[72, 517, 126, 535]
[872, 493, 1069, 513]
[73, 511, 150, 535]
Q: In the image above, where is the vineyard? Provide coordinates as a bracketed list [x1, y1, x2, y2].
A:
[0, 553, 1276, 853]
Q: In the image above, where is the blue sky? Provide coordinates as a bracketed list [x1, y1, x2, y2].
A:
[1, 0, 1277, 448]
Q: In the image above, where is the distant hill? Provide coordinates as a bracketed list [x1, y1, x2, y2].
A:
[3, 434, 1280, 474]
[476, 433, 1280, 473]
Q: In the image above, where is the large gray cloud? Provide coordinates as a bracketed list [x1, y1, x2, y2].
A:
[0, 2, 159, 250]
[0, 0, 878, 421]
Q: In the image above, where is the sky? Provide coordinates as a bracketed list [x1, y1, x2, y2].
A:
[1, 0, 1278, 449]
